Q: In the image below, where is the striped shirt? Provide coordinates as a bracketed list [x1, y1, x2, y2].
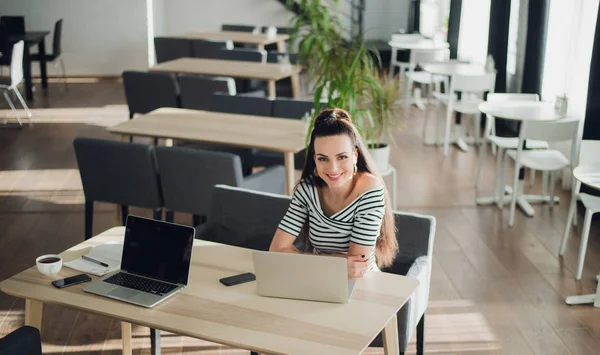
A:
[278, 179, 385, 270]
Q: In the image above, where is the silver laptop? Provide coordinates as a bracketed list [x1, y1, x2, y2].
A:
[252, 251, 357, 303]
[84, 215, 195, 308]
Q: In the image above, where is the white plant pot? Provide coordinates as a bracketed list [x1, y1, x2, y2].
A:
[367, 143, 390, 173]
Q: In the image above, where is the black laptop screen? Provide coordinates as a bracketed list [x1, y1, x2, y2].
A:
[121, 216, 195, 285]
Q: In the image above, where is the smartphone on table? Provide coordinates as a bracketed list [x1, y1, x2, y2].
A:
[52, 274, 92, 288]
[219, 272, 256, 286]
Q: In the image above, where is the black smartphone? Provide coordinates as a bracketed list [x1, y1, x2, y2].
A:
[52, 274, 92, 289]
[219, 272, 256, 286]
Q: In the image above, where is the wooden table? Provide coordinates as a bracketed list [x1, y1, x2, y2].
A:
[176, 30, 289, 52]
[0, 227, 419, 355]
[107, 108, 306, 195]
[149, 58, 301, 99]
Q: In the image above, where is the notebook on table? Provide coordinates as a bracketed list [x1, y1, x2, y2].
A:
[64, 243, 123, 276]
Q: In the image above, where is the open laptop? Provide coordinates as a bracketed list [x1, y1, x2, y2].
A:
[252, 251, 356, 303]
[83, 215, 195, 308]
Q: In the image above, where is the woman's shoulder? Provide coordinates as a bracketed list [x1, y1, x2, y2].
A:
[354, 172, 383, 196]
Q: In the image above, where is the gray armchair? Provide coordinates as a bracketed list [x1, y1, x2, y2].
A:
[196, 185, 297, 252]
[0, 326, 42, 355]
[122, 71, 180, 119]
[155, 146, 285, 226]
[370, 211, 436, 355]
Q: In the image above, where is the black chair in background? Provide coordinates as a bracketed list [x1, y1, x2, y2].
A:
[218, 48, 266, 93]
[0, 326, 42, 355]
[210, 92, 273, 116]
[190, 39, 231, 60]
[0, 16, 25, 36]
[221, 24, 256, 32]
[155, 146, 285, 225]
[31, 19, 65, 87]
[122, 71, 180, 119]
[73, 137, 163, 240]
[178, 74, 236, 111]
[253, 98, 312, 169]
[266, 50, 298, 97]
[261, 26, 293, 51]
[196, 185, 295, 251]
[154, 37, 192, 63]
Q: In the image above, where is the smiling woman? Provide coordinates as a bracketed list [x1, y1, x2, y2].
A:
[269, 108, 398, 278]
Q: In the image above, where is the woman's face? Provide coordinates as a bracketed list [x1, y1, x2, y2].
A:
[313, 134, 358, 188]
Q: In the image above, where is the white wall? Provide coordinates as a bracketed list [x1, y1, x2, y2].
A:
[2, 0, 149, 76]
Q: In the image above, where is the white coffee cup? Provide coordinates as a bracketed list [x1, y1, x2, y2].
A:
[36, 254, 63, 276]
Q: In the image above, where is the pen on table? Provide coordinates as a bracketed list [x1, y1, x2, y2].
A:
[82, 255, 109, 267]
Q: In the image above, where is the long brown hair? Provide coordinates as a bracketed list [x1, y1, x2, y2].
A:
[298, 108, 398, 268]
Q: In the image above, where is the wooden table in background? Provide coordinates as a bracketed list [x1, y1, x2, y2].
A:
[175, 30, 289, 52]
[149, 58, 301, 99]
[0, 227, 419, 355]
[107, 108, 306, 195]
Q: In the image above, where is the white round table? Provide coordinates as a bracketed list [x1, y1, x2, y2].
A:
[476, 101, 568, 216]
[478, 101, 566, 121]
[566, 164, 600, 308]
[422, 62, 486, 76]
[388, 40, 449, 51]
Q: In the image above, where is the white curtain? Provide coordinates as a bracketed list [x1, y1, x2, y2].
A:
[457, 0, 491, 64]
[541, 0, 599, 187]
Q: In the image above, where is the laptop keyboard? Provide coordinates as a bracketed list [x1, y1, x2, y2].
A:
[104, 272, 177, 296]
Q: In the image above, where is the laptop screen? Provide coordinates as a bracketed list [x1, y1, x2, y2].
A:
[121, 216, 195, 285]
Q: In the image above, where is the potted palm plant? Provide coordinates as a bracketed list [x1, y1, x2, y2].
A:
[287, 0, 403, 172]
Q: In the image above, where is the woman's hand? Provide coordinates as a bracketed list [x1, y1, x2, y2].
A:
[347, 255, 369, 278]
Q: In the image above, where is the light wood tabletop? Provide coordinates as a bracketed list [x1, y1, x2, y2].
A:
[107, 108, 306, 194]
[149, 58, 301, 99]
[176, 30, 289, 50]
[0, 227, 419, 355]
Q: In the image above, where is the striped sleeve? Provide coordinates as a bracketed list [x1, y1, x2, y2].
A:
[277, 184, 309, 237]
[350, 188, 385, 246]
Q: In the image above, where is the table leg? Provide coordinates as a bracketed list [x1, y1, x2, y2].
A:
[23, 43, 34, 100]
[121, 322, 132, 355]
[283, 152, 295, 196]
[268, 80, 276, 99]
[291, 74, 300, 99]
[382, 314, 399, 355]
[276, 40, 286, 52]
[38, 40, 48, 89]
[24, 299, 43, 329]
[565, 275, 600, 307]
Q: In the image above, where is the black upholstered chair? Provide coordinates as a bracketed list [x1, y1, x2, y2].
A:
[191, 39, 232, 59]
[30, 19, 65, 87]
[196, 184, 297, 251]
[178, 75, 236, 110]
[73, 137, 163, 240]
[218, 48, 265, 93]
[0, 326, 42, 355]
[122, 71, 180, 119]
[369, 211, 436, 355]
[210, 92, 273, 116]
[253, 98, 313, 168]
[221, 24, 256, 32]
[155, 146, 285, 225]
[153, 37, 192, 63]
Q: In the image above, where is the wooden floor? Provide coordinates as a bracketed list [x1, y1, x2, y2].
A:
[0, 81, 599, 354]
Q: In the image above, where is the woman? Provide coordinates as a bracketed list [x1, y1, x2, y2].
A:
[269, 108, 398, 278]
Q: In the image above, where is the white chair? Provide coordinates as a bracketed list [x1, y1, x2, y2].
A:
[438, 72, 497, 156]
[1, 41, 32, 127]
[559, 140, 600, 280]
[388, 33, 423, 81]
[475, 94, 549, 201]
[406, 48, 449, 115]
[504, 119, 580, 227]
